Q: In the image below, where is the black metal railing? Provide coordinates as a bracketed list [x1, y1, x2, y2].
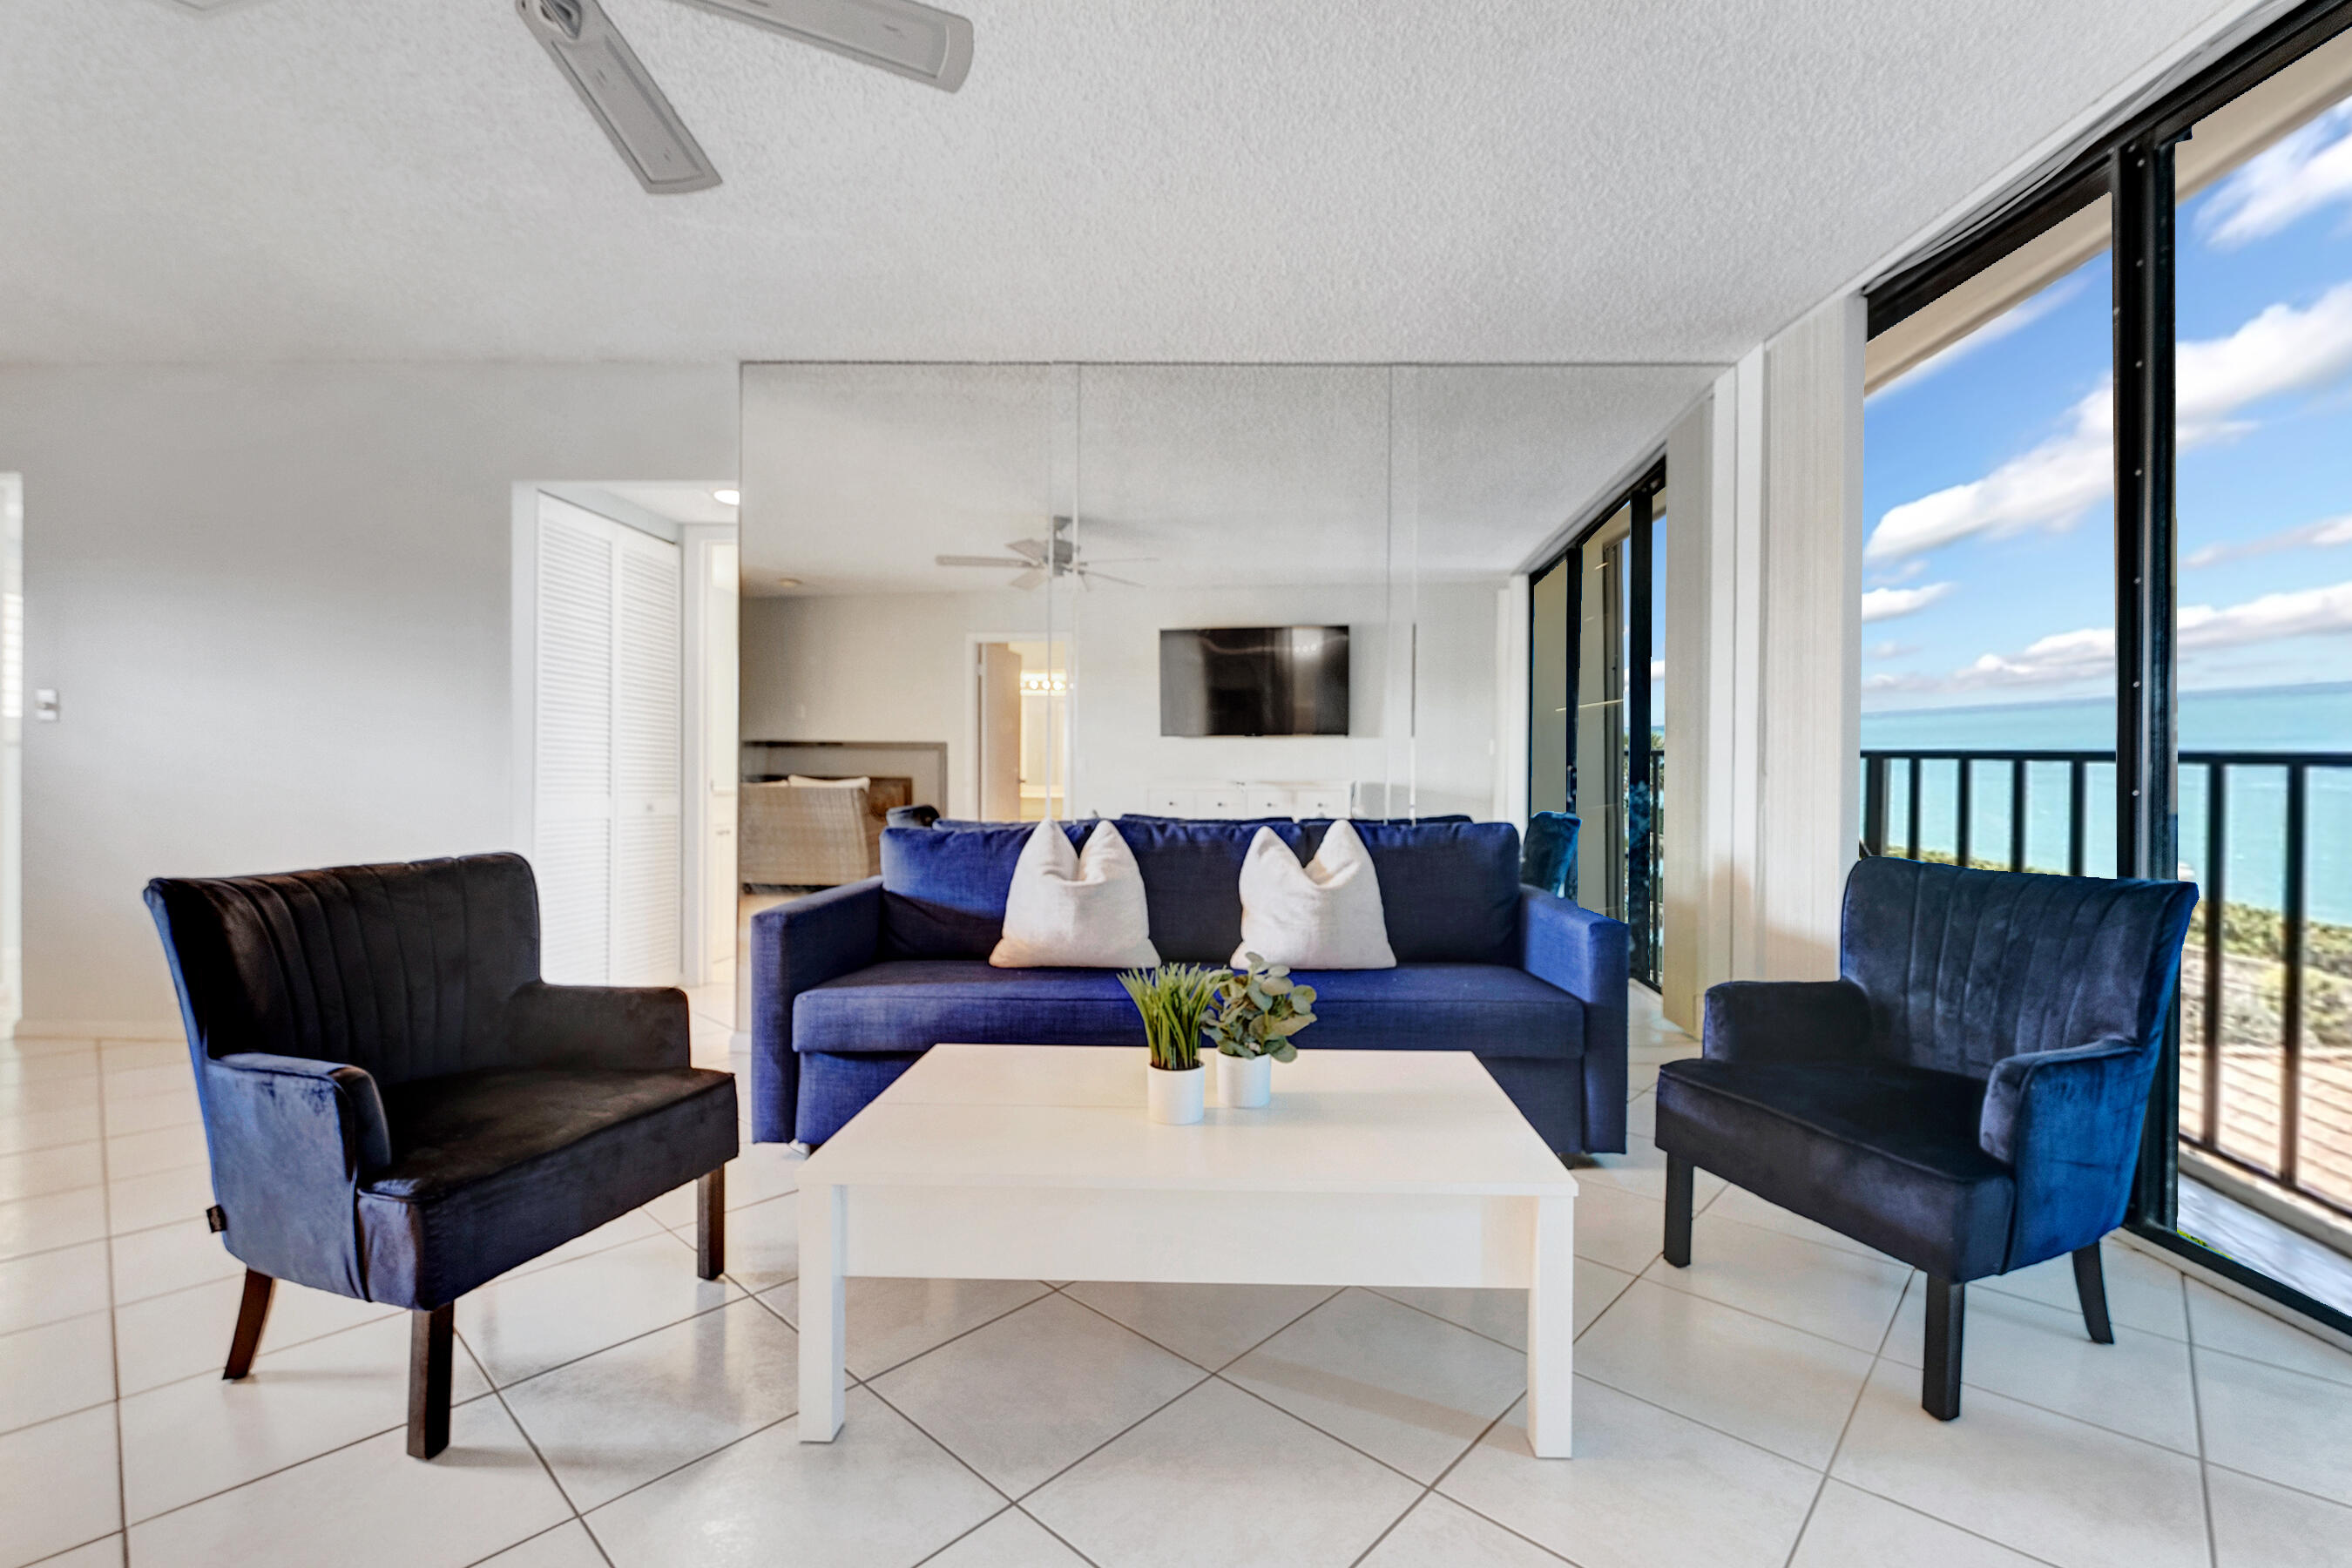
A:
[1862, 747, 2352, 1223]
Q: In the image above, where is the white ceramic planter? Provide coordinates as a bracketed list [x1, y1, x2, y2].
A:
[1146, 1062, 1206, 1125]
[1215, 1051, 1273, 1108]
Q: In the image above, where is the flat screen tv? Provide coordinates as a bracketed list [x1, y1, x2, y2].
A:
[1159, 625, 1350, 737]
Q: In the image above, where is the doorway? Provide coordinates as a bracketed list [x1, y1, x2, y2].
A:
[973, 637, 1067, 821]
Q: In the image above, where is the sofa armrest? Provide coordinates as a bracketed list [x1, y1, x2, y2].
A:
[749, 877, 883, 1142]
[1701, 980, 1872, 1065]
[1518, 888, 1629, 1152]
[505, 981, 691, 1071]
[1979, 1035, 2152, 1265]
[200, 1052, 389, 1296]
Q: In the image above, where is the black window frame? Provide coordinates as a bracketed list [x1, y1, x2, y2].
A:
[1862, 0, 2352, 1338]
[1528, 457, 1667, 984]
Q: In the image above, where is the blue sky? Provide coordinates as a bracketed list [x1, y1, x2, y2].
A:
[1861, 98, 2352, 722]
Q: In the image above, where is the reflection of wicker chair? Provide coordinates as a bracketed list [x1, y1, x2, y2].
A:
[740, 783, 877, 887]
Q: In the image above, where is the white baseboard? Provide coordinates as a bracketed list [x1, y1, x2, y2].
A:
[11, 1018, 183, 1043]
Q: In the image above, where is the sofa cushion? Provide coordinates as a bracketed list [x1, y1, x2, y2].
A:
[1299, 820, 1521, 963]
[1114, 817, 1307, 961]
[880, 823, 1085, 958]
[358, 1065, 737, 1305]
[794, 959, 1583, 1060]
[1652, 1057, 2016, 1280]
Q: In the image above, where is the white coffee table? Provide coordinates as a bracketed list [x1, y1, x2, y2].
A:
[796, 1044, 1578, 1456]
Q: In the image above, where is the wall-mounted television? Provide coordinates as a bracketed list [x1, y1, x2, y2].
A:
[1159, 625, 1350, 737]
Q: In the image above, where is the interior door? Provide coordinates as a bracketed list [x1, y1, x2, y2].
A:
[532, 493, 682, 986]
[977, 642, 1021, 821]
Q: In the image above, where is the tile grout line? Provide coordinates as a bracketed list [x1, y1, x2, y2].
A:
[1774, 1264, 1911, 1568]
[95, 1041, 130, 1561]
[2185, 1270, 2220, 1568]
[470, 1325, 619, 1568]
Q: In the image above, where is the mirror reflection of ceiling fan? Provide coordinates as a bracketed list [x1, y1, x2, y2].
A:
[936, 517, 1152, 591]
[156, 0, 973, 196]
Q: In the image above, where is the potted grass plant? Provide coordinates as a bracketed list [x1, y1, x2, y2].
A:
[1118, 963, 1218, 1124]
[1205, 952, 1317, 1108]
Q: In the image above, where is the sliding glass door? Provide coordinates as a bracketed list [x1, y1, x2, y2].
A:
[1862, 9, 2352, 1333]
[1531, 462, 1666, 986]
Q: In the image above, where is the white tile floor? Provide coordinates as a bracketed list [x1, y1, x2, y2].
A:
[4, 988, 2352, 1567]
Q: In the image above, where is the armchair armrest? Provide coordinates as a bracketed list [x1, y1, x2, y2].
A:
[1517, 888, 1629, 1152]
[1700, 980, 1872, 1065]
[200, 1052, 390, 1297]
[505, 980, 690, 1071]
[749, 876, 883, 1142]
[1979, 1036, 2153, 1265]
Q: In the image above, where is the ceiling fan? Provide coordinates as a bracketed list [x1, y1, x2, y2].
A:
[158, 0, 973, 195]
[936, 517, 1152, 591]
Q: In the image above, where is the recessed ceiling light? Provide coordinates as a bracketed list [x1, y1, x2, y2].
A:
[713, 488, 741, 506]
[774, 576, 801, 588]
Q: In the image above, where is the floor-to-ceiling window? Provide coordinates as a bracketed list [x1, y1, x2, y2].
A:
[1862, 6, 2352, 1332]
[1530, 461, 1666, 986]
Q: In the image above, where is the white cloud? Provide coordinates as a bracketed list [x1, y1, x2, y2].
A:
[1648, 657, 1665, 680]
[1868, 639, 1919, 660]
[2200, 103, 2352, 248]
[1891, 577, 2352, 698]
[2184, 512, 2352, 568]
[2180, 579, 2352, 650]
[1860, 581, 1954, 621]
[1865, 280, 2352, 563]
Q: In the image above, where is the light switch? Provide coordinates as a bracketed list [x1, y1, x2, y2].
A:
[33, 688, 57, 721]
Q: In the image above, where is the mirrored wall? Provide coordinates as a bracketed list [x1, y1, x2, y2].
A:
[732, 362, 1716, 989]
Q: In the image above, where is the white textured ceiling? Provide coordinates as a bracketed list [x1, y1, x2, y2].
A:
[740, 362, 1714, 590]
[1, 0, 2247, 364]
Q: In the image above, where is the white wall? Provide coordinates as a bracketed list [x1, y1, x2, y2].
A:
[0, 363, 738, 1031]
[740, 579, 1503, 822]
[1653, 294, 1864, 1016]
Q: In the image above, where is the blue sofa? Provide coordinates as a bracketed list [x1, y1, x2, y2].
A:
[749, 817, 1628, 1153]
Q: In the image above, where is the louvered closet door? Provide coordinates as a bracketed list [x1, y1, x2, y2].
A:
[611, 525, 682, 985]
[532, 494, 682, 986]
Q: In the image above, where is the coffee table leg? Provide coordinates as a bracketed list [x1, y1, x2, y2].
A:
[799, 1182, 847, 1442]
[1525, 1193, 1574, 1458]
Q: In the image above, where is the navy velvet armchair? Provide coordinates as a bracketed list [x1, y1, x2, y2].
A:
[145, 854, 739, 1458]
[1654, 857, 2196, 1420]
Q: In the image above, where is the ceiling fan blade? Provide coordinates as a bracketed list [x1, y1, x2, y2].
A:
[672, 0, 972, 91]
[517, 0, 722, 195]
[1078, 569, 1143, 588]
[1009, 569, 1046, 591]
[1004, 539, 1049, 564]
[934, 555, 1034, 568]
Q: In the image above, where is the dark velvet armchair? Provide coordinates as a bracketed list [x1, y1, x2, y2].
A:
[1654, 857, 2196, 1420]
[145, 854, 738, 1458]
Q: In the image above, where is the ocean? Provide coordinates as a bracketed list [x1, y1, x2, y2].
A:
[1857, 683, 2352, 925]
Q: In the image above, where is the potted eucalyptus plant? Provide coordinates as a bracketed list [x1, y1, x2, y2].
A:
[1205, 952, 1317, 1108]
[1118, 963, 1218, 1124]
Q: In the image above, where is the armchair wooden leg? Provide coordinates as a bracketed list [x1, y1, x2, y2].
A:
[697, 1167, 726, 1281]
[1923, 1275, 1964, 1421]
[1663, 1154, 1693, 1269]
[2072, 1245, 2116, 1344]
[223, 1269, 274, 1380]
[408, 1304, 453, 1460]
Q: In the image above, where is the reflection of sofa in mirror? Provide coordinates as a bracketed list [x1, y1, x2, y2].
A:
[747, 818, 1629, 1155]
[739, 775, 911, 887]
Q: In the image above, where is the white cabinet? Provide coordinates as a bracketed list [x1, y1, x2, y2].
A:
[1141, 781, 1356, 820]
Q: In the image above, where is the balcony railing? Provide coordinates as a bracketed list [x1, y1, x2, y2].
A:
[1861, 747, 2352, 1226]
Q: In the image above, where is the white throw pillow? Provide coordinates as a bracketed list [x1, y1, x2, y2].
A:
[990, 820, 1162, 969]
[1233, 819, 1396, 969]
